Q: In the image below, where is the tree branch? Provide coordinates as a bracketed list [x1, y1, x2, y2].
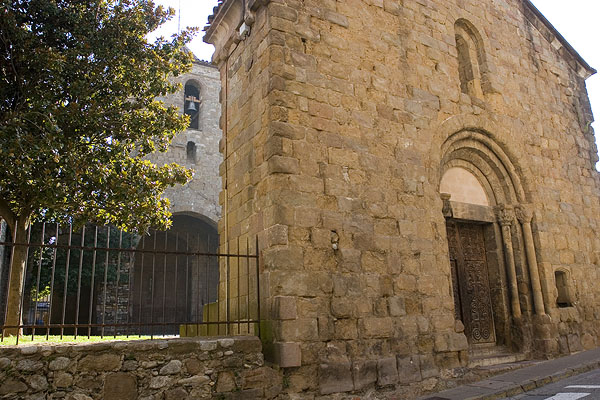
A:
[0, 196, 16, 231]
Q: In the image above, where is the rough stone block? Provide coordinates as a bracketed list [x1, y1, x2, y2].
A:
[377, 357, 399, 387]
[274, 342, 302, 368]
[104, 373, 138, 400]
[216, 371, 237, 393]
[319, 362, 354, 395]
[274, 296, 297, 320]
[352, 360, 377, 391]
[397, 355, 422, 384]
[79, 353, 121, 372]
[280, 318, 319, 341]
[360, 317, 394, 338]
[419, 355, 440, 379]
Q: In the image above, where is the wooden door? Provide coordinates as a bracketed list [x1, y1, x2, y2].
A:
[446, 220, 496, 344]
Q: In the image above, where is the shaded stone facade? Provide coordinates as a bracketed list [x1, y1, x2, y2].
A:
[205, 0, 599, 397]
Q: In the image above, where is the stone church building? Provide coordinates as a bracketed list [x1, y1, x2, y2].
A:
[203, 0, 599, 396]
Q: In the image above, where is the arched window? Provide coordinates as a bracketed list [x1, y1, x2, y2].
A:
[184, 81, 201, 130]
[455, 20, 490, 100]
[555, 270, 573, 308]
[186, 141, 197, 163]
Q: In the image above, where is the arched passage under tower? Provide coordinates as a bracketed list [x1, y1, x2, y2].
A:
[130, 213, 219, 335]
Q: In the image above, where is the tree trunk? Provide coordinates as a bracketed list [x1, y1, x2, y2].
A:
[3, 219, 28, 337]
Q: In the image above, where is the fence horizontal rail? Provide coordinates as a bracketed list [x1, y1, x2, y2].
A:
[0, 241, 259, 259]
[0, 221, 260, 344]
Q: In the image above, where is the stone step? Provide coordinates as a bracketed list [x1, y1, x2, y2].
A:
[468, 349, 527, 368]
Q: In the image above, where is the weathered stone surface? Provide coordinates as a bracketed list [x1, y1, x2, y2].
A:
[79, 354, 121, 371]
[274, 296, 298, 320]
[104, 373, 137, 400]
[178, 375, 210, 387]
[216, 371, 236, 392]
[319, 362, 354, 395]
[397, 356, 422, 384]
[17, 359, 43, 371]
[164, 387, 188, 400]
[28, 375, 48, 391]
[377, 357, 398, 387]
[49, 357, 71, 371]
[0, 379, 28, 395]
[53, 372, 74, 388]
[0, 357, 10, 369]
[352, 360, 377, 391]
[160, 360, 183, 375]
[273, 342, 302, 368]
[149, 375, 171, 389]
[66, 394, 93, 400]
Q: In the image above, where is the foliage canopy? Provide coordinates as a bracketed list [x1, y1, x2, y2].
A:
[0, 0, 195, 233]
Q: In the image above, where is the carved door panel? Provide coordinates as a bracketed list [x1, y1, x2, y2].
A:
[446, 220, 496, 344]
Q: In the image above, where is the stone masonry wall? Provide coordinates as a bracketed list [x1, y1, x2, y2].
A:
[206, 0, 599, 397]
[150, 61, 223, 224]
[0, 336, 281, 400]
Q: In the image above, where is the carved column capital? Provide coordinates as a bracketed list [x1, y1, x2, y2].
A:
[495, 204, 515, 227]
[441, 193, 453, 218]
[515, 204, 534, 224]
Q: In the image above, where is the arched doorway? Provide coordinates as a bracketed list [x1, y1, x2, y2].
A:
[131, 214, 219, 335]
[439, 130, 545, 353]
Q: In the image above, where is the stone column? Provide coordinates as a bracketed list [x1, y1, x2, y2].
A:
[516, 205, 546, 315]
[496, 205, 522, 319]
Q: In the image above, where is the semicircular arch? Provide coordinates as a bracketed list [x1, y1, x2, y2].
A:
[439, 129, 528, 206]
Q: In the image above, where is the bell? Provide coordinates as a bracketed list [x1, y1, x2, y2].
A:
[186, 101, 197, 112]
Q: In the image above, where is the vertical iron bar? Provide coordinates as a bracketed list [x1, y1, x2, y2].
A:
[32, 223, 46, 340]
[74, 226, 86, 339]
[2, 225, 18, 342]
[150, 233, 156, 339]
[16, 226, 33, 345]
[162, 231, 167, 337]
[255, 235, 260, 338]
[246, 237, 250, 334]
[126, 234, 134, 338]
[87, 226, 98, 339]
[216, 236, 220, 334]
[174, 232, 179, 336]
[184, 233, 189, 336]
[113, 230, 123, 338]
[237, 236, 240, 335]
[226, 239, 230, 336]
[205, 235, 209, 334]
[196, 233, 200, 335]
[101, 227, 110, 338]
[46, 223, 59, 340]
[138, 235, 145, 338]
[60, 224, 72, 340]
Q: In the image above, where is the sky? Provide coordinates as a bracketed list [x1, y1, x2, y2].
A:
[150, 0, 600, 169]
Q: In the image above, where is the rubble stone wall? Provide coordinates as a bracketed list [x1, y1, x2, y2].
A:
[0, 336, 281, 400]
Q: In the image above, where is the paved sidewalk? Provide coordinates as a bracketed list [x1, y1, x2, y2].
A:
[418, 348, 600, 400]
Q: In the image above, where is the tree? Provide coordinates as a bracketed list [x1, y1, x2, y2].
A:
[0, 0, 196, 335]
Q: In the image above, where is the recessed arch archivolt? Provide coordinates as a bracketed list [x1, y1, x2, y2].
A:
[431, 113, 532, 205]
[441, 131, 527, 204]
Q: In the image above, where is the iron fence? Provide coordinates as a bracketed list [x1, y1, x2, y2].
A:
[0, 222, 260, 344]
